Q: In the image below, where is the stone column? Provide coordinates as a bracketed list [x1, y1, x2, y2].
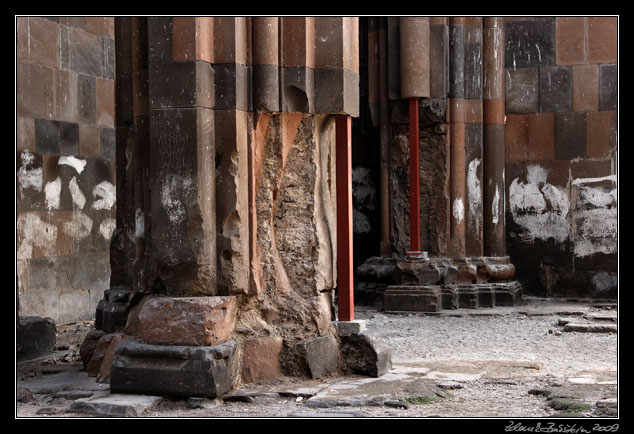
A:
[146, 17, 217, 296]
[464, 18, 484, 257]
[482, 17, 506, 256]
[448, 17, 466, 257]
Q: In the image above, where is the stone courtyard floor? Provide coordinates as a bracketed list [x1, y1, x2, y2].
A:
[15, 297, 618, 423]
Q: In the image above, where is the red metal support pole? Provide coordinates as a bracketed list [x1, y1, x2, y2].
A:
[408, 97, 421, 254]
[336, 115, 354, 322]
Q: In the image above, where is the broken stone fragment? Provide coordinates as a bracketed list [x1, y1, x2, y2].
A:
[137, 296, 238, 346]
[239, 336, 284, 384]
[391, 259, 442, 285]
[340, 331, 392, 377]
[79, 329, 105, 369]
[296, 335, 340, 379]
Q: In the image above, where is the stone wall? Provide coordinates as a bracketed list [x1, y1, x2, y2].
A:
[503, 17, 618, 298]
[16, 17, 116, 324]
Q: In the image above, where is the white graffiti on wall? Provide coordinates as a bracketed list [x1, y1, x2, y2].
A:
[509, 165, 617, 257]
[571, 176, 617, 258]
[509, 165, 570, 243]
[17, 153, 117, 261]
[467, 158, 482, 234]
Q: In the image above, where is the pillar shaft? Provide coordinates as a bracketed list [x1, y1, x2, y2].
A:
[336, 116, 354, 321]
[408, 97, 421, 253]
[448, 17, 466, 257]
[483, 17, 506, 256]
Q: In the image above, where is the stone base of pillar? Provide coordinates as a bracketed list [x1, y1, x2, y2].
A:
[110, 340, 239, 398]
[356, 255, 522, 312]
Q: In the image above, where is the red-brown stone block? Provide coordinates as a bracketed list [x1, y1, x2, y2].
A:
[504, 114, 528, 162]
[587, 17, 617, 64]
[138, 296, 238, 346]
[573, 65, 599, 112]
[556, 17, 586, 65]
[586, 110, 617, 158]
[240, 336, 284, 384]
[527, 113, 555, 160]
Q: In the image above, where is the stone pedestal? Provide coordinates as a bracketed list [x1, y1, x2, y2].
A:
[356, 255, 522, 312]
[110, 340, 238, 398]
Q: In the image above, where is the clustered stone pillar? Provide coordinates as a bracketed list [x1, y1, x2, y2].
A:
[482, 17, 506, 256]
[88, 17, 390, 399]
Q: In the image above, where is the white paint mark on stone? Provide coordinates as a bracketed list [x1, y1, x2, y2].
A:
[135, 208, 145, 238]
[58, 156, 87, 174]
[452, 198, 464, 224]
[62, 211, 93, 240]
[578, 187, 616, 208]
[99, 218, 117, 240]
[467, 158, 482, 233]
[17, 213, 58, 259]
[69, 176, 86, 210]
[161, 176, 193, 225]
[571, 175, 616, 186]
[44, 177, 62, 210]
[17, 151, 43, 193]
[492, 185, 500, 225]
[92, 181, 116, 210]
[509, 165, 570, 243]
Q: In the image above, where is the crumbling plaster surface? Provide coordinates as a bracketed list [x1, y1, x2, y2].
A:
[235, 113, 338, 376]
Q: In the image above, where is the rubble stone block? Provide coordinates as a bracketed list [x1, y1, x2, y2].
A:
[340, 331, 392, 378]
[110, 340, 239, 398]
[239, 336, 283, 384]
[137, 296, 238, 346]
[79, 329, 105, 368]
[297, 335, 340, 379]
[17, 316, 56, 362]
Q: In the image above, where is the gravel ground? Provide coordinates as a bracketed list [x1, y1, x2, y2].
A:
[16, 301, 618, 419]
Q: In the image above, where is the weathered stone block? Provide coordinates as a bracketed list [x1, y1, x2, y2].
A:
[555, 112, 586, 160]
[391, 259, 442, 286]
[35, 119, 79, 156]
[314, 68, 359, 116]
[456, 286, 478, 308]
[94, 287, 135, 333]
[16, 316, 56, 361]
[79, 329, 105, 368]
[149, 61, 214, 109]
[70, 27, 104, 77]
[441, 286, 458, 310]
[214, 63, 249, 111]
[297, 335, 340, 379]
[492, 281, 523, 306]
[239, 336, 283, 384]
[599, 64, 617, 111]
[110, 340, 239, 398]
[504, 18, 555, 68]
[137, 296, 238, 347]
[539, 66, 572, 112]
[253, 65, 280, 112]
[340, 331, 392, 378]
[505, 67, 539, 114]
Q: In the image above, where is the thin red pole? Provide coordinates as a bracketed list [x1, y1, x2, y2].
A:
[409, 97, 421, 253]
[336, 115, 354, 322]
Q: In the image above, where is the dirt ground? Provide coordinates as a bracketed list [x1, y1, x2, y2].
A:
[15, 298, 618, 420]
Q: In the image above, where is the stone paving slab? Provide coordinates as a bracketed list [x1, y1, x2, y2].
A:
[69, 394, 164, 417]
